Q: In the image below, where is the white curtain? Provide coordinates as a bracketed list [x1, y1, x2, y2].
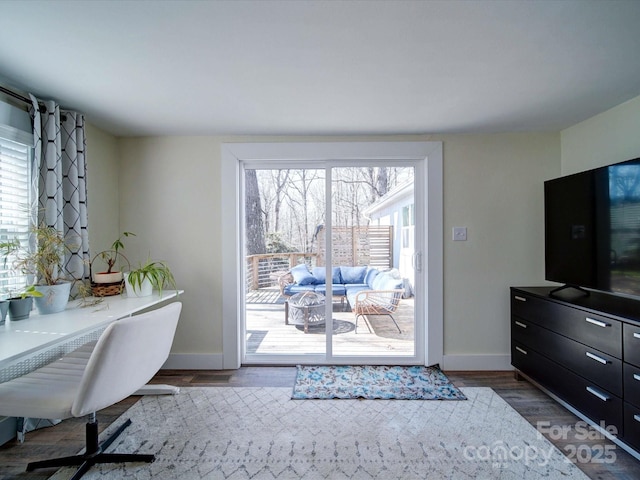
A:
[29, 95, 90, 292]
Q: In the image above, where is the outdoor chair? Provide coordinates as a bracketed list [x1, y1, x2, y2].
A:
[353, 289, 403, 334]
[0, 302, 182, 480]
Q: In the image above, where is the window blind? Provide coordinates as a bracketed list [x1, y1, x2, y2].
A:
[0, 137, 31, 296]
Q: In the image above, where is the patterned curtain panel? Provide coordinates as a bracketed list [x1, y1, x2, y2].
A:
[29, 95, 90, 292]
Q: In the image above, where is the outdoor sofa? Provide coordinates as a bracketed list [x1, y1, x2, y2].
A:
[278, 264, 404, 332]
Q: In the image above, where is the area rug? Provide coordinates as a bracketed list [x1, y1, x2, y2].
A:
[49, 387, 588, 480]
[291, 364, 467, 399]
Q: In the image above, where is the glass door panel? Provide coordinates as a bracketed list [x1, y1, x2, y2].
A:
[330, 166, 416, 358]
[244, 168, 326, 358]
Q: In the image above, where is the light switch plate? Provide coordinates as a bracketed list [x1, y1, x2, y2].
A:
[453, 227, 467, 241]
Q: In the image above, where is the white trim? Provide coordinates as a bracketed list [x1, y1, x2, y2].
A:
[221, 145, 242, 369]
[441, 354, 513, 371]
[162, 353, 224, 370]
[424, 142, 443, 366]
[221, 141, 443, 369]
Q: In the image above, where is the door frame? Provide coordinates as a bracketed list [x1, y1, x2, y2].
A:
[221, 141, 443, 368]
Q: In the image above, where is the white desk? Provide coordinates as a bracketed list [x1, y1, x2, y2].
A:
[0, 291, 183, 383]
[0, 290, 183, 445]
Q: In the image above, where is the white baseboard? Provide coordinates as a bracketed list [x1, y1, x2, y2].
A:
[442, 354, 513, 371]
[162, 353, 224, 370]
[162, 353, 513, 371]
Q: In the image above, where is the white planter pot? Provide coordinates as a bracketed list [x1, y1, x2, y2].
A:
[124, 273, 153, 297]
[93, 271, 124, 284]
[33, 282, 71, 315]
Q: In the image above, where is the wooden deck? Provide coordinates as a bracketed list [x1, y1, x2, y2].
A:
[245, 287, 415, 358]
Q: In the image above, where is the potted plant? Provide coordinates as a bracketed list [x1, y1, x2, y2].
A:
[0, 299, 8, 325]
[11, 224, 75, 315]
[0, 239, 18, 324]
[124, 257, 176, 298]
[93, 232, 135, 284]
[1, 239, 43, 320]
[7, 285, 43, 321]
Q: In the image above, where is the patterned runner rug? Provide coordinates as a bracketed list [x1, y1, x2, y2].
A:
[49, 387, 588, 480]
[292, 364, 467, 399]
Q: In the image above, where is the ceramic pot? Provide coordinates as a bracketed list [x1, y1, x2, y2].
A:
[124, 273, 153, 297]
[8, 297, 33, 321]
[0, 300, 9, 325]
[93, 271, 124, 284]
[33, 282, 72, 315]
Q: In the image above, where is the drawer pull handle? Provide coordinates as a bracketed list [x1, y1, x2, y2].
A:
[515, 346, 528, 355]
[514, 296, 527, 302]
[585, 351, 609, 365]
[635, 415, 640, 423]
[585, 317, 610, 328]
[586, 386, 610, 402]
[634, 374, 640, 382]
[634, 332, 640, 339]
[514, 321, 527, 329]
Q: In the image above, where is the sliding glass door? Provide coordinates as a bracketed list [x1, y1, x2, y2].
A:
[242, 160, 422, 365]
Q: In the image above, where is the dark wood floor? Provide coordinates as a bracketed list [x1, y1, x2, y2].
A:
[1, 368, 639, 479]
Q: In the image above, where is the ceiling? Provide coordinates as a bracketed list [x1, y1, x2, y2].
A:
[1, 0, 640, 137]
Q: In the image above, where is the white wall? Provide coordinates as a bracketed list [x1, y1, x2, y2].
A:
[81, 91, 640, 370]
[561, 95, 640, 174]
[440, 133, 559, 369]
[107, 132, 560, 370]
[85, 123, 120, 255]
[118, 136, 223, 361]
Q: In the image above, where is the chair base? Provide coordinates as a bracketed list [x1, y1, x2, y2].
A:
[26, 417, 154, 480]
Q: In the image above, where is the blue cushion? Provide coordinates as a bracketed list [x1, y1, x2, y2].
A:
[346, 285, 370, 306]
[290, 264, 316, 285]
[364, 268, 379, 288]
[312, 266, 341, 285]
[340, 266, 367, 284]
[371, 272, 388, 290]
[379, 275, 403, 290]
[284, 284, 316, 296]
[315, 284, 346, 296]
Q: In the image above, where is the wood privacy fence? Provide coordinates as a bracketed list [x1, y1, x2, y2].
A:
[316, 226, 394, 270]
[245, 226, 393, 291]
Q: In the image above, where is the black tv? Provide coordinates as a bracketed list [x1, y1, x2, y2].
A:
[544, 157, 640, 299]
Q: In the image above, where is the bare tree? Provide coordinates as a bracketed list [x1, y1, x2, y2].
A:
[245, 169, 266, 255]
[252, 166, 414, 253]
[273, 169, 290, 233]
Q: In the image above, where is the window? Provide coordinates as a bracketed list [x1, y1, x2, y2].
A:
[402, 203, 414, 249]
[0, 137, 32, 295]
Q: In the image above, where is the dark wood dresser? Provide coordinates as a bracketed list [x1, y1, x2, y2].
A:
[511, 286, 640, 457]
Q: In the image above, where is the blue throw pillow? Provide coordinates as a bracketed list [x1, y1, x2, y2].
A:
[291, 264, 316, 285]
[340, 266, 367, 284]
[364, 268, 379, 288]
[312, 266, 341, 285]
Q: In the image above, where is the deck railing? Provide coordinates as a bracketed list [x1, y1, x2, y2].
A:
[245, 253, 317, 291]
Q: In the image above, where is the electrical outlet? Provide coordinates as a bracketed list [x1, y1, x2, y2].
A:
[453, 227, 467, 241]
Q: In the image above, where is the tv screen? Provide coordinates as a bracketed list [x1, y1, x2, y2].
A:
[545, 157, 640, 298]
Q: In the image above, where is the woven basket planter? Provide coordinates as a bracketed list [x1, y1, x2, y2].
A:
[90, 250, 129, 297]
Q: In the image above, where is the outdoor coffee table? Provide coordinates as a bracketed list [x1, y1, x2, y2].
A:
[285, 291, 326, 333]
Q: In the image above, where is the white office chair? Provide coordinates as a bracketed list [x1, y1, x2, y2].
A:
[0, 301, 182, 480]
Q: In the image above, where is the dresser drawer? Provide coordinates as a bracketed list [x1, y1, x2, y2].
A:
[512, 318, 622, 395]
[511, 341, 568, 392]
[624, 363, 640, 409]
[623, 323, 640, 367]
[511, 291, 622, 358]
[511, 316, 550, 351]
[512, 341, 623, 433]
[624, 402, 640, 450]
